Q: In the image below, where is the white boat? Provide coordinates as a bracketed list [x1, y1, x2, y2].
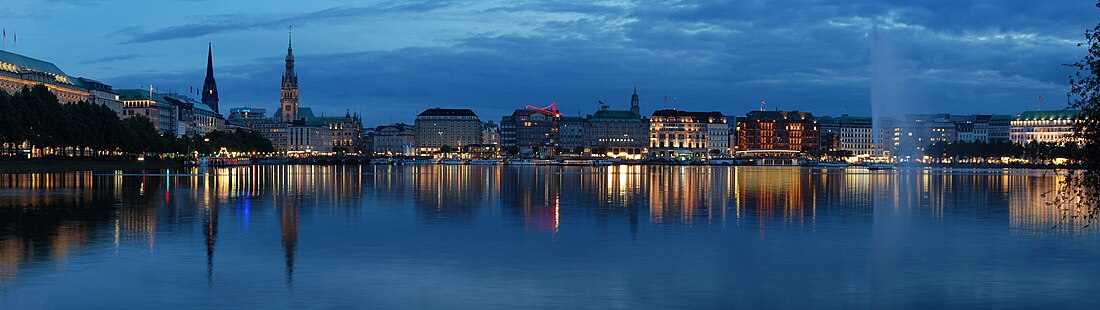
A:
[507, 159, 539, 165]
[440, 159, 467, 165]
[470, 159, 503, 165]
[370, 158, 392, 165]
[197, 156, 251, 167]
[866, 163, 895, 170]
[560, 159, 595, 166]
[709, 159, 736, 165]
[818, 162, 849, 168]
[413, 158, 438, 165]
[593, 160, 614, 166]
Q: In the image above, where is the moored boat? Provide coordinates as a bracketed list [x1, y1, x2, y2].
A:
[440, 159, 467, 165]
[470, 159, 503, 165]
[866, 163, 895, 170]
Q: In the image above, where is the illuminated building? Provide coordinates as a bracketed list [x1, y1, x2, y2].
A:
[77, 78, 124, 116]
[649, 109, 729, 159]
[372, 123, 416, 155]
[415, 108, 484, 153]
[818, 114, 874, 156]
[956, 115, 1014, 143]
[117, 90, 220, 137]
[235, 34, 357, 153]
[117, 89, 180, 135]
[287, 119, 333, 153]
[482, 121, 500, 145]
[736, 110, 819, 152]
[320, 111, 362, 154]
[585, 105, 648, 158]
[0, 50, 122, 116]
[252, 120, 289, 150]
[889, 114, 957, 159]
[1010, 110, 1083, 145]
[229, 107, 267, 122]
[500, 104, 559, 151]
[164, 93, 222, 136]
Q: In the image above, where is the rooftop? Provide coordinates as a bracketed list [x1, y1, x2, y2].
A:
[1015, 110, 1083, 121]
[743, 110, 816, 122]
[0, 50, 70, 77]
[651, 109, 725, 119]
[418, 108, 477, 117]
[590, 109, 643, 121]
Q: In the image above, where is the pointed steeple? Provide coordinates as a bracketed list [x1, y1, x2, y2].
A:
[206, 43, 214, 77]
[630, 85, 640, 116]
[280, 27, 300, 123]
[283, 29, 297, 86]
[201, 42, 220, 114]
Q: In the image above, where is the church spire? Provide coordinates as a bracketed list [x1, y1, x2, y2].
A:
[630, 85, 640, 116]
[280, 27, 300, 123]
[201, 42, 220, 114]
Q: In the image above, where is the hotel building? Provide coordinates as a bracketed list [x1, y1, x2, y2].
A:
[1010, 110, 1083, 144]
[1, 50, 122, 116]
[415, 108, 484, 153]
[649, 109, 729, 159]
[736, 110, 819, 152]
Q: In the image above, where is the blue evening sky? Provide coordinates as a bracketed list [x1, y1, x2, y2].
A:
[1, 0, 1093, 125]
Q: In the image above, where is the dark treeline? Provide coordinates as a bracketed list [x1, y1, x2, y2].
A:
[0, 85, 272, 157]
[925, 140, 1081, 161]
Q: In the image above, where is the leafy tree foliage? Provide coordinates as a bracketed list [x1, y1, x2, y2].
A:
[0, 85, 271, 157]
[1055, 2, 1100, 227]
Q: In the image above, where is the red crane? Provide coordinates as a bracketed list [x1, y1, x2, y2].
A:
[525, 102, 560, 117]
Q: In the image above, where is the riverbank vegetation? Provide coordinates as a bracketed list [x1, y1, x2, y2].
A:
[1055, 1, 1100, 227]
[0, 85, 271, 158]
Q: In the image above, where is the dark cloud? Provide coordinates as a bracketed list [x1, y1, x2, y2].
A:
[119, 1, 452, 44]
[79, 54, 148, 65]
[101, 0, 1095, 126]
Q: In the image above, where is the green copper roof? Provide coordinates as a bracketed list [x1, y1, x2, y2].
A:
[272, 106, 316, 119]
[1015, 110, 1082, 121]
[590, 109, 643, 121]
[116, 89, 159, 101]
[0, 50, 70, 77]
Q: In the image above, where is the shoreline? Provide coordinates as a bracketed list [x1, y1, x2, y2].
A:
[0, 157, 1080, 173]
[0, 159, 183, 174]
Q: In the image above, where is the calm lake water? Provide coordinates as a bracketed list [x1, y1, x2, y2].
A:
[0, 165, 1097, 309]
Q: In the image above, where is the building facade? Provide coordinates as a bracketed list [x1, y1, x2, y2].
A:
[836, 115, 873, 156]
[586, 106, 648, 158]
[372, 123, 416, 155]
[1011, 110, 1083, 144]
[76, 78, 123, 116]
[500, 108, 558, 150]
[557, 116, 586, 152]
[118, 89, 177, 136]
[1, 50, 122, 117]
[287, 121, 333, 153]
[415, 108, 483, 153]
[890, 114, 956, 159]
[164, 93, 221, 136]
[649, 109, 729, 159]
[736, 110, 819, 152]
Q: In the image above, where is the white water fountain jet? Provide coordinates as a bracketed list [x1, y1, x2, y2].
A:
[871, 28, 924, 162]
[869, 27, 916, 305]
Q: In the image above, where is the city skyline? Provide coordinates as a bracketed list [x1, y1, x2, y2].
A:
[1, 1, 1092, 125]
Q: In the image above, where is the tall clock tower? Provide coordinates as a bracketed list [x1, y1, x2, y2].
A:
[280, 32, 299, 123]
